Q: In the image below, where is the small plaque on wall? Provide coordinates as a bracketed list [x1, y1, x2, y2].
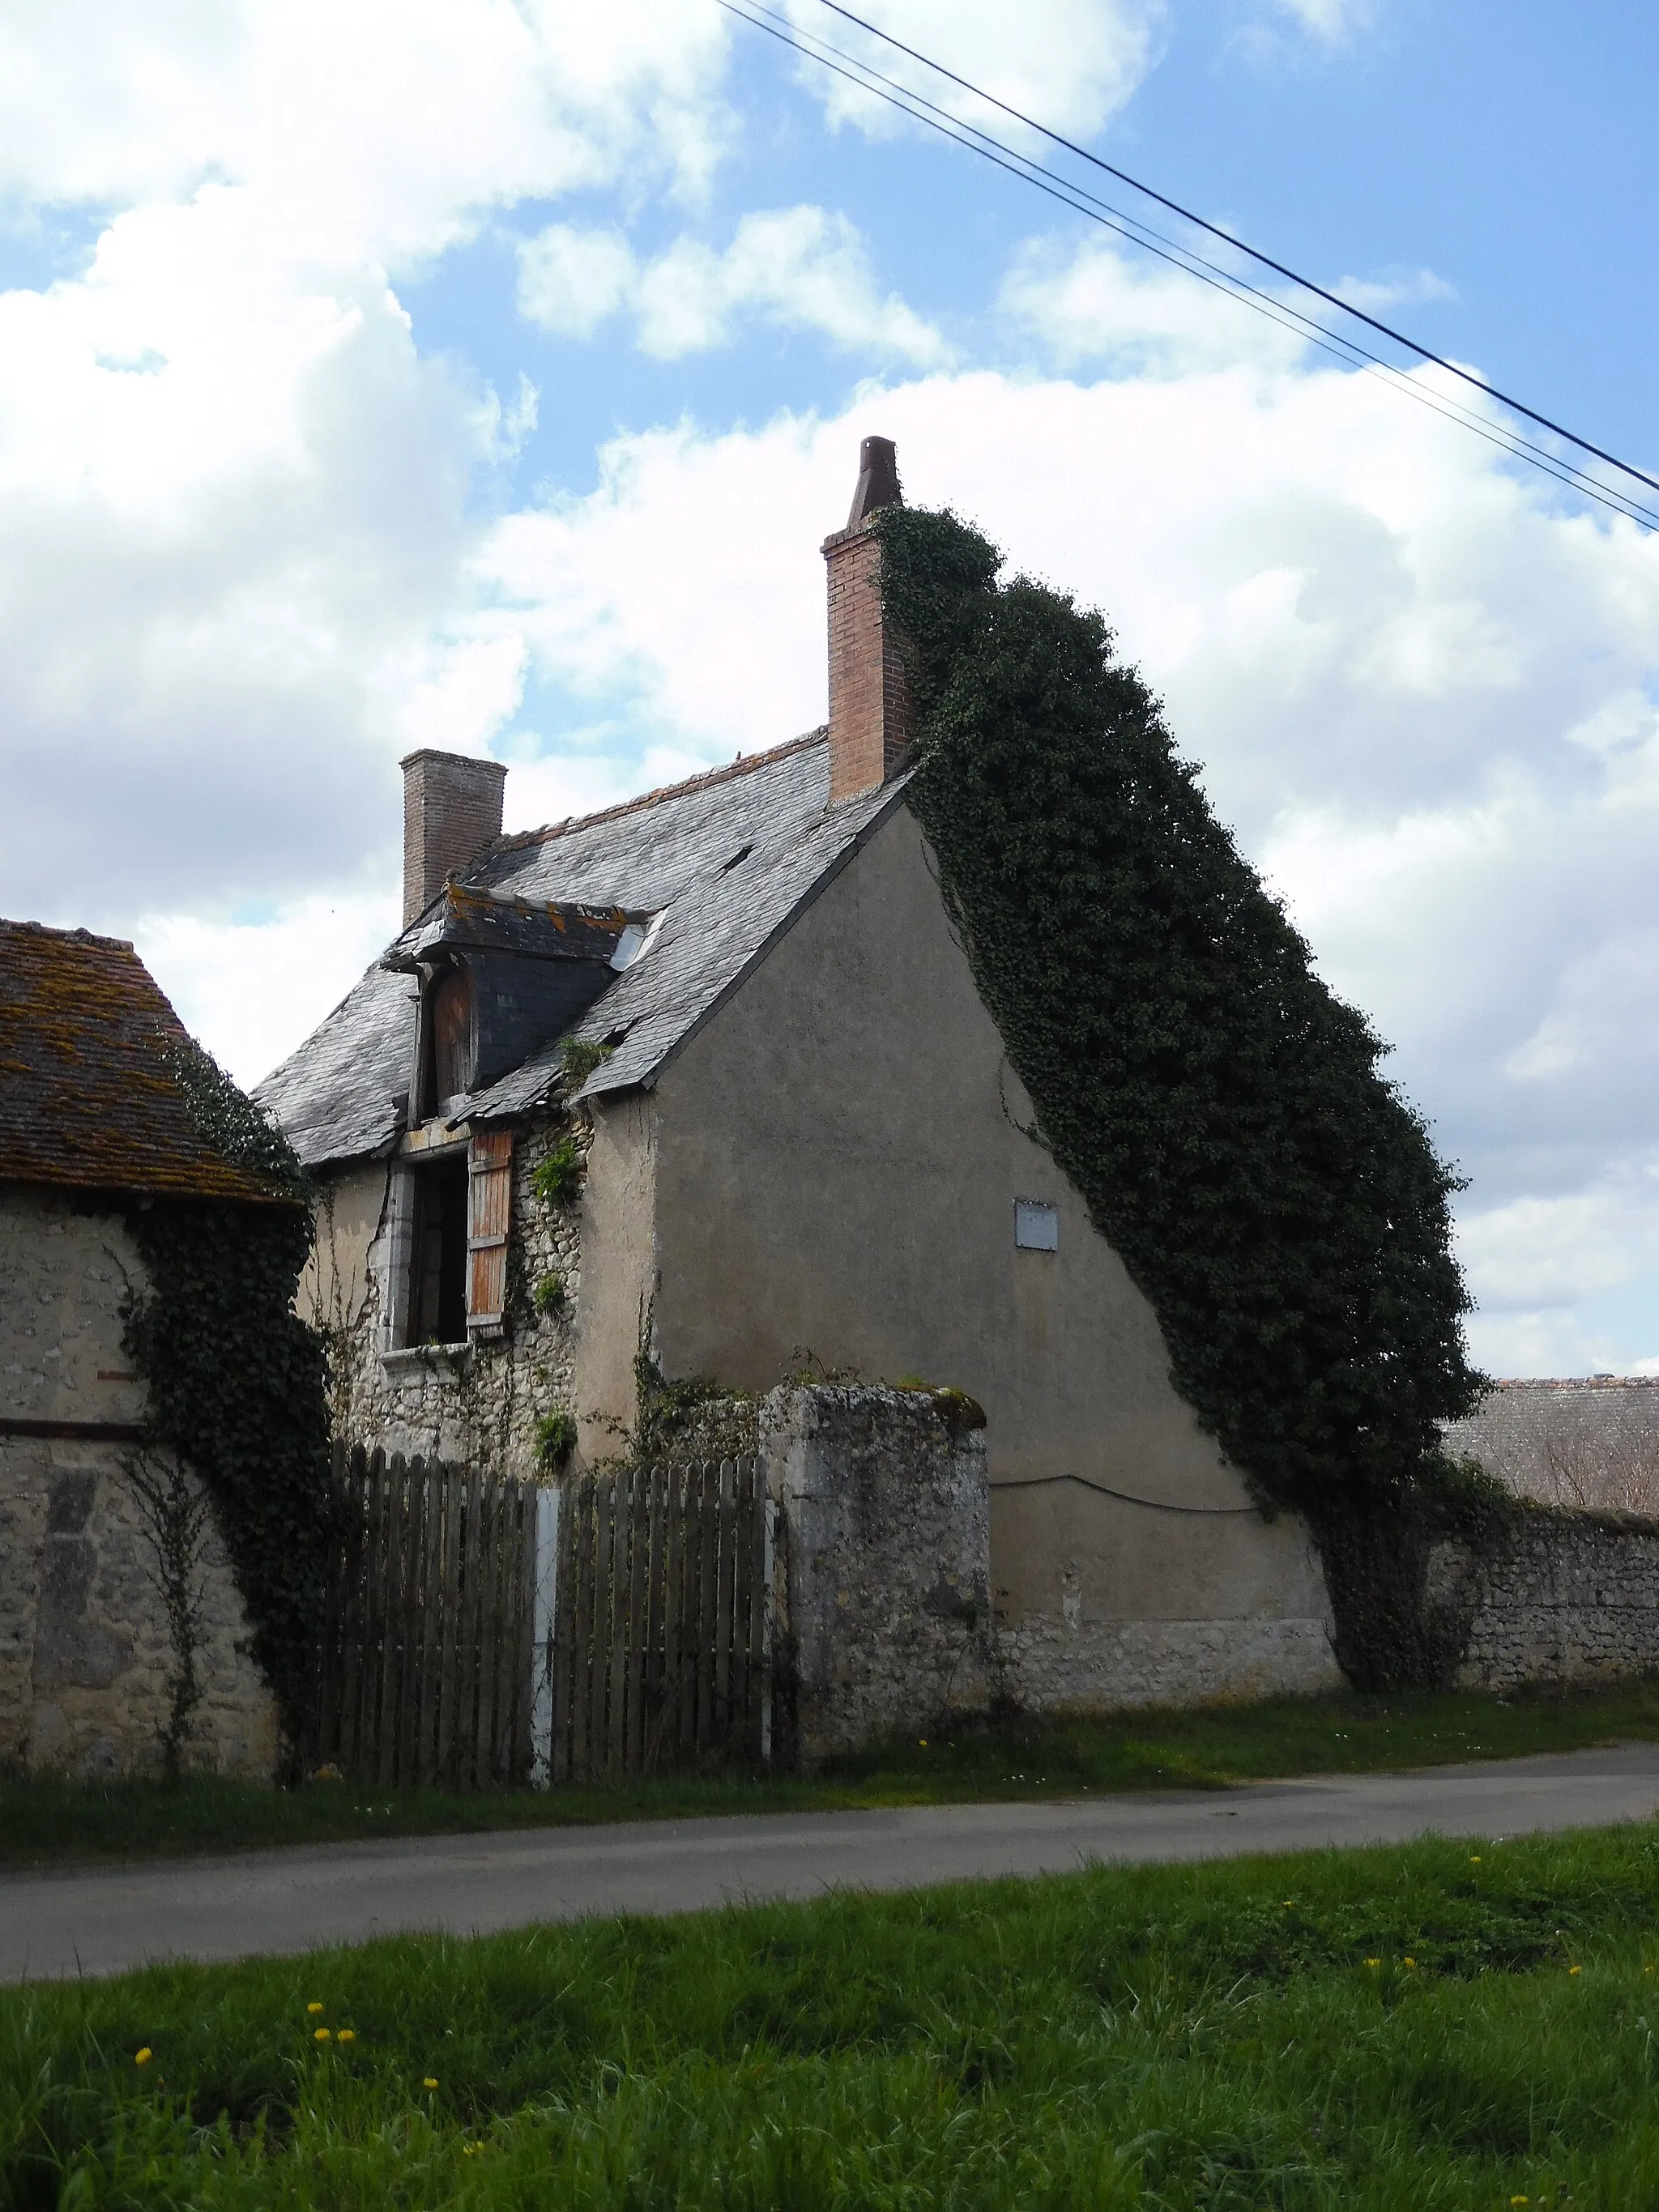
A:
[1015, 1199, 1059, 1251]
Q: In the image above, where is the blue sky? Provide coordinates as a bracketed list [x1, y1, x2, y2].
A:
[3, 0, 1658, 1377]
[410, 0, 1659, 505]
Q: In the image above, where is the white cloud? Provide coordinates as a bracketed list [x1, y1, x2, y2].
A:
[136, 889, 400, 1094]
[0, 0, 736, 938]
[0, 1, 732, 258]
[1000, 236, 1307, 377]
[518, 207, 949, 365]
[516, 225, 638, 340]
[778, 0, 1165, 143]
[1334, 266, 1457, 314]
[1261, 0, 1374, 44]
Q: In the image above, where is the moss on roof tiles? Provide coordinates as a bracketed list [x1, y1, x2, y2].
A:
[0, 919, 291, 1204]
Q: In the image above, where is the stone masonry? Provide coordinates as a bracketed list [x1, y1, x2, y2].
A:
[313, 1115, 587, 1481]
[1429, 1508, 1659, 1693]
[0, 1437, 275, 1778]
[2, 1186, 275, 1776]
[761, 1383, 992, 1762]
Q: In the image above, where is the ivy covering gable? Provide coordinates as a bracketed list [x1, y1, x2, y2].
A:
[876, 503, 1484, 1547]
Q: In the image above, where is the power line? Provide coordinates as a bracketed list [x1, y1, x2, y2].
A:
[716, 0, 1659, 529]
[812, 0, 1659, 508]
[720, 0, 1659, 530]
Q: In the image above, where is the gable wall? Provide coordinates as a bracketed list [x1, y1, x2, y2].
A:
[648, 805, 1338, 1709]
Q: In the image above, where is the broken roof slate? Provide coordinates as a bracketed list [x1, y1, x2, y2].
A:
[0, 918, 285, 1204]
[255, 731, 910, 1168]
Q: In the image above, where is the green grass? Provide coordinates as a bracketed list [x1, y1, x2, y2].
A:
[8, 1677, 1659, 1870]
[10, 1822, 1659, 2206]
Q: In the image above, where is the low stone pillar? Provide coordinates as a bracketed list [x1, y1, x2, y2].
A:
[760, 1383, 992, 1766]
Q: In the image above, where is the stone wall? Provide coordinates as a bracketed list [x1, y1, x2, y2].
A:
[995, 1600, 1340, 1715]
[761, 1384, 992, 1763]
[310, 1114, 587, 1481]
[2, 1184, 276, 1778]
[1, 1438, 275, 1779]
[1430, 1507, 1659, 1693]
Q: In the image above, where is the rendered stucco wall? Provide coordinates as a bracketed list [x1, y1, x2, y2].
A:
[649, 805, 1341, 1710]
[569, 1089, 658, 1462]
[1, 1187, 275, 1776]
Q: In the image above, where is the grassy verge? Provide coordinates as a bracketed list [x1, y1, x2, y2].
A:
[9, 1822, 1659, 2206]
[5, 1677, 1659, 1869]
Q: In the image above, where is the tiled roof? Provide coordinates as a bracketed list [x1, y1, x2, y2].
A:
[256, 731, 909, 1168]
[1444, 1377, 1659, 1507]
[0, 919, 285, 1203]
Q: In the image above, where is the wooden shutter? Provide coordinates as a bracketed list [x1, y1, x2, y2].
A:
[467, 1129, 514, 1333]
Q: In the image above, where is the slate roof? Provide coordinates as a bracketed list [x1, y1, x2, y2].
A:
[256, 731, 909, 1169]
[0, 919, 285, 1204]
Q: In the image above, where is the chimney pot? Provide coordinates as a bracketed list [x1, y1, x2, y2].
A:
[846, 434, 902, 530]
[823, 436, 911, 804]
[399, 750, 507, 927]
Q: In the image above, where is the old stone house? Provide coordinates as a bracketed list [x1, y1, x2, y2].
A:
[0, 920, 276, 1775]
[258, 438, 1339, 1712]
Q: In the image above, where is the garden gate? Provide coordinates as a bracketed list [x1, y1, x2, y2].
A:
[313, 1447, 775, 1787]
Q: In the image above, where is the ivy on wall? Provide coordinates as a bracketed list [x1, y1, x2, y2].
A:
[123, 1040, 334, 1771]
[875, 504, 1487, 1685]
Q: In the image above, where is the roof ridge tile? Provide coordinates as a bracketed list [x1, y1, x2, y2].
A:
[486, 728, 827, 860]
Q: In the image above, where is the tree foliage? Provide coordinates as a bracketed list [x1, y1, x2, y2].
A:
[876, 505, 1484, 1674]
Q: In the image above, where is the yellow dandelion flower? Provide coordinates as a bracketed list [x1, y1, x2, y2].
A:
[134, 2048, 152, 2067]
[919, 1739, 928, 1748]
[1570, 1964, 1582, 1975]
[1470, 1855, 1482, 1864]
[337, 2030, 356, 2044]
[1511, 2197, 1529, 2206]
[1364, 1958, 1380, 1969]
[314, 2028, 331, 2043]
[307, 2002, 324, 2015]
[424, 2077, 439, 2091]
[1403, 1957, 1417, 1968]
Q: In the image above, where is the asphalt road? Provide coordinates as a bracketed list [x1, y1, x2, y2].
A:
[6, 1742, 1659, 1983]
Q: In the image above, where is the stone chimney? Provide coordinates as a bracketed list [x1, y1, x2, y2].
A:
[822, 435, 912, 804]
[399, 749, 508, 927]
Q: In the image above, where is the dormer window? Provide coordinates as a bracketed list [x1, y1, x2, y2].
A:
[422, 964, 476, 1117]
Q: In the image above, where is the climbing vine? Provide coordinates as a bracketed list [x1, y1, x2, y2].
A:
[123, 1038, 333, 1771]
[875, 503, 1486, 1686]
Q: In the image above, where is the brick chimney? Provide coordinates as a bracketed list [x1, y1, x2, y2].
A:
[822, 435, 912, 804]
[399, 750, 508, 927]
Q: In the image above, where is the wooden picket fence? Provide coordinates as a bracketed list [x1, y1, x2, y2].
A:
[546, 1460, 774, 1782]
[313, 1445, 539, 1789]
[312, 1447, 775, 1788]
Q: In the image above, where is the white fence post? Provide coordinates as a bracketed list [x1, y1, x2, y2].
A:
[530, 1485, 560, 1788]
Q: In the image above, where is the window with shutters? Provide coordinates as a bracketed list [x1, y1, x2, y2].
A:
[422, 965, 476, 1117]
[467, 1129, 514, 1336]
[409, 1154, 468, 1344]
